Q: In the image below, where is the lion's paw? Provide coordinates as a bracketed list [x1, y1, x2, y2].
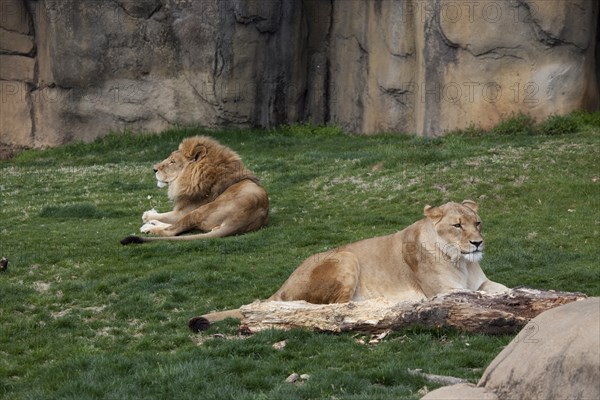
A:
[142, 208, 159, 223]
[140, 220, 170, 234]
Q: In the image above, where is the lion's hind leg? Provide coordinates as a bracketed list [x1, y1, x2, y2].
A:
[274, 251, 360, 304]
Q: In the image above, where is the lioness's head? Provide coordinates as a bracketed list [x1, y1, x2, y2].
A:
[424, 200, 484, 263]
[153, 137, 209, 189]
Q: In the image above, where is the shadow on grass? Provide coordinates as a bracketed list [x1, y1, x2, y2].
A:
[39, 202, 128, 219]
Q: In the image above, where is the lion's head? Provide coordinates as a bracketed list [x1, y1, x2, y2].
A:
[153, 146, 198, 189]
[153, 136, 255, 204]
[424, 200, 484, 263]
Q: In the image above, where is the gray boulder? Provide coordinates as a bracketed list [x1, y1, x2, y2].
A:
[423, 297, 600, 400]
[422, 383, 497, 400]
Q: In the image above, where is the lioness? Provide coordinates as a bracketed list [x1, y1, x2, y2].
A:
[188, 200, 508, 331]
[121, 136, 269, 244]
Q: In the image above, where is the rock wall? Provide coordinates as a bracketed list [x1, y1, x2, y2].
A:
[1, 0, 598, 148]
[1, 0, 35, 148]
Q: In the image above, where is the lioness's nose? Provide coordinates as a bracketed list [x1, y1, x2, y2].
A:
[153, 168, 158, 173]
[470, 240, 483, 249]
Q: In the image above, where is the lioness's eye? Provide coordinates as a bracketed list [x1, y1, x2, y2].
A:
[453, 223, 462, 228]
[476, 221, 481, 227]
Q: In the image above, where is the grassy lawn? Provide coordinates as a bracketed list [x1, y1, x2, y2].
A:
[1, 112, 598, 399]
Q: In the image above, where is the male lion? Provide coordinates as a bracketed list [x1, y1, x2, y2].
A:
[188, 200, 508, 331]
[121, 136, 269, 244]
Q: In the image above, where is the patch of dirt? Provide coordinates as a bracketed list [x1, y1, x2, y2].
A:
[191, 333, 249, 346]
[51, 309, 72, 318]
[33, 281, 51, 293]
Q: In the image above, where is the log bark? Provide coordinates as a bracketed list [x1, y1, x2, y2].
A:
[239, 288, 587, 335]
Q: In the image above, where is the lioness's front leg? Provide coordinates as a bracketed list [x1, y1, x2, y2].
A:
[478, 279, 509, 294]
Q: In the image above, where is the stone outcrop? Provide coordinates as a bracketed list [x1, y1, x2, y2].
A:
[422, 383, 498, 400]
[422, 297, 600, 400]
[1, 0, 598, 149]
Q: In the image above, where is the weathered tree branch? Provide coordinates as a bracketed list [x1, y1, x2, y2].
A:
[239, 288, 587, 335]
[407, 368, 467, 386]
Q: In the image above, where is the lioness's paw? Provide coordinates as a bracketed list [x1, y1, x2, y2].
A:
[140, 220, 170, 234]
[142, 208, 158, 223]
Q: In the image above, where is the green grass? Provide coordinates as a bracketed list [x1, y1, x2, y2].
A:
[1, 111, 599, 399]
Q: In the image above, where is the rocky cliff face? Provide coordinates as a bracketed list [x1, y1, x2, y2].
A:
[1, 0, 598, 148]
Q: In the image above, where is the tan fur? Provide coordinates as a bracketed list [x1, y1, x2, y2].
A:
[189, 200, 508, 329]
[122, 136, 269, 244]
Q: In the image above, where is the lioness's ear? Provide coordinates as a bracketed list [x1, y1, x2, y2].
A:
[424, 205, 443, 221]
[462, 200, 478, 213]
[186, 144, 207, 161]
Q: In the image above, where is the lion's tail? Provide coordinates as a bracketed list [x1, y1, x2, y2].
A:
[187, 309, 243, 332]
[120, 228, 238, 245]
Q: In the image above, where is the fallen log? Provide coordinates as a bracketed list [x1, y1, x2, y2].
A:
[239, 288, 587, 335]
